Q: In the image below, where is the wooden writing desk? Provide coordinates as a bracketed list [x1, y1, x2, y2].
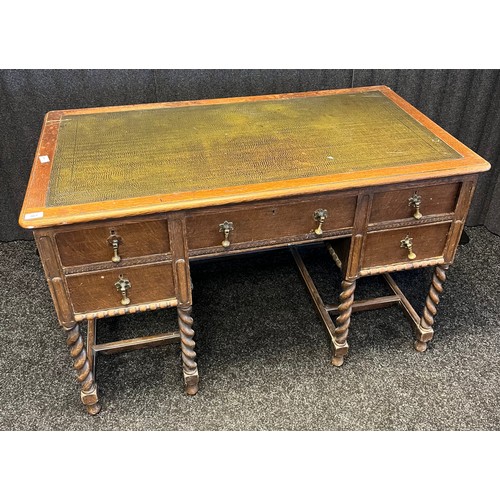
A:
[19, 86, 490, 414]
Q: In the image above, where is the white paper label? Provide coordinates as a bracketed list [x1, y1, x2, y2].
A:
[24, 211, 44, 220]
[39, 155, 50, 164]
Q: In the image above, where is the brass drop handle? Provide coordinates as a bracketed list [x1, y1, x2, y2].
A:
[111, 238, 121, 263]
[219, 221, 234, 248]
[400, 235, 416, 260]
[313, 209, 328, 235]
[408, 193, 423, 220]
[107, 230, 123, 263]
[115, 275, 131, 305]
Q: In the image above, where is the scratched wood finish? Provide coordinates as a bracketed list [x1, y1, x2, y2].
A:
[369, 182, 460, 223]
[361, 223, 451, 269]
[66, 263, 176, 314]
[186, 194, 357, 250]
[56, 219, 170, 267]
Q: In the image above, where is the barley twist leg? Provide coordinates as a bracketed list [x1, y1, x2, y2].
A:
[65, 323, 101, 415]
[332, 279, 356, 366]
[177, 304, 199, 395]
[415, 264, 449, 352]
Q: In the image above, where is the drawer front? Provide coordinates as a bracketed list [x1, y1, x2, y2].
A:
[56, 220, 170, 267]
[370, 183, 460, 223]
[362, 223, 451, 269]
[66, 263, 176, 314]
[186, 195, 357, 250]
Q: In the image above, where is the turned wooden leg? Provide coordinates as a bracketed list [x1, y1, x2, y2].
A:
[65, 323, 101, 415]
[415, 264, 449, 352]
[332, 279, 356, 366]
[177, 304, 199, 395]
[86, 318, 97, 378]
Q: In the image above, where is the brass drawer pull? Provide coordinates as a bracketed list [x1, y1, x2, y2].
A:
[115, 275, 131, 305]
[400, 235, 416, 260]
[107, 230, 123, 263]
[408, 193, 423, 219]
[219, 221, 234, 248]
[313, 209, 328, 235]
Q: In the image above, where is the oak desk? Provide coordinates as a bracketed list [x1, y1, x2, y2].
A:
[19, 86, 490, 415]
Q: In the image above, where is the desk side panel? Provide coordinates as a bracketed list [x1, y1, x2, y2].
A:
[34, 230, 75, 329]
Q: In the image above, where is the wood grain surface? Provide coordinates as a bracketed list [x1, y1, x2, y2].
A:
[186, 193, 357, 250]
[370, 182, 460, 223]
[361, 223, 451, 269]
[56, 219, 170, 266]
[66, 263, 176, 314]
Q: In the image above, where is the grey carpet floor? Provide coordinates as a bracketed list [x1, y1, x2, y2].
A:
[0, 226, 499, 430]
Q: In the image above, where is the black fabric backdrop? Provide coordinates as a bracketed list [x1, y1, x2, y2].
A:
[1, 69, 499, 242]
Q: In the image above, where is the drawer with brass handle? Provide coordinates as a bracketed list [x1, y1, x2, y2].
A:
[186, 195, 357, 251]
[55, 219, 170, 267]
[370, 182, 460, 224]
[66, 263, 176, 314]
[361, 222, 451, 270]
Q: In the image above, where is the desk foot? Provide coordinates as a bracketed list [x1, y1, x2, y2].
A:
[332, 279, 356, 364]
[184, 370, 199, 395]
[85, 403, 102, 415]
[178, 304, 199, 395]
[414, 340, 428, 353]
[66, 323, 101, 415]
[331, 355, 344, 367]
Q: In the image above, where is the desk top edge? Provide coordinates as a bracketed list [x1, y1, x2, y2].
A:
[44, 85, 393, 119]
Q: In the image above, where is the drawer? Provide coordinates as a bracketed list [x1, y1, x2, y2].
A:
[186, 195, 357, 250]
[362, 223, 451, 269]
[66, 263, 176, 314]
[56, 219, 170, 267]
[370, 182, 460, 223]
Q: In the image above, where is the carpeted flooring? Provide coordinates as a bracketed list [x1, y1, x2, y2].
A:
[0, 226, 499, 430]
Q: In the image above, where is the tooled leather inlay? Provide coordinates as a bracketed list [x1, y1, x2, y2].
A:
[47, 91, 461, 207]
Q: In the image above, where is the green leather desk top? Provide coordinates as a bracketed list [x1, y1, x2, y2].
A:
[46, 90, 461, 207]
[21, 86, 490, 229]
